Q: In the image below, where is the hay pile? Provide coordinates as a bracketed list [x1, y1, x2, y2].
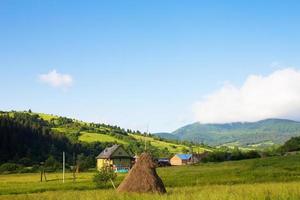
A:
[117, 152, 166, 194]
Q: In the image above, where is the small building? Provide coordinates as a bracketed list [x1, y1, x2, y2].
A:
[170, 152, 209, 166]
[96, 144, 133, 172]
[156, 158, 171, 167]
[170, 154, 192, 166]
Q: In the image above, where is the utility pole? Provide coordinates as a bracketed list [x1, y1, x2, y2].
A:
[62, 151, 65, 183]
[72, 152, 76, 182]
[144, 124, 149, 151]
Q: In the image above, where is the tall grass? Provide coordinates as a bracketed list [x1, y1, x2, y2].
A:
[1, 182, 300, 200]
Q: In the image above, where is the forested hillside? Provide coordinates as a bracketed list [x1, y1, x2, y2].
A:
[0, 111, 207, 168]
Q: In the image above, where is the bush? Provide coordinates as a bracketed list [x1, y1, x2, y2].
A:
[202, 149, 261, 163]
[280, 136, 300, 153]
[76, 154, 91, 172]
[93, 167, 117, 188]
[45, 156, 60, 171]
[244, 150, 261, 159]
[0, 163, 40, 174]
[18, 166, 37, 173]
[0, 163, 20, 173]
[202, 151, 230, 162]
[18, 157, 32, 166]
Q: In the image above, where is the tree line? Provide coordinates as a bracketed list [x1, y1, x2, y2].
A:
[0, 113, 110, 171]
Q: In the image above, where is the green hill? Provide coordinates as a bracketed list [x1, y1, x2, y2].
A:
[0, 110, 209, 165]
[156, 119, 300, 148]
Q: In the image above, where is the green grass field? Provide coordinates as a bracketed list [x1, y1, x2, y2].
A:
[130, 134, 189, 153]
[36, 113, 58, 121]
[129, 134, 211, 153]
[79, 132, 128, 144]
[1, 154, 300, 199]
[2, 182, 300, 200]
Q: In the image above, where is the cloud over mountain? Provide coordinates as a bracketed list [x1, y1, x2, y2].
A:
[38, 70, 73, 89]
[194, 68, 300, 123]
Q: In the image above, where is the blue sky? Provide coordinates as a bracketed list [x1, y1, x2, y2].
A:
[1, 0, 300, 132]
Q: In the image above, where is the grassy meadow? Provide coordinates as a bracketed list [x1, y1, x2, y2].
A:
[79, 132, 128, 144]
[129, 134, 211, 153]
[129, 134, 190, 153]
[1, 154, 300, 199]
[2, 182, 300, 200]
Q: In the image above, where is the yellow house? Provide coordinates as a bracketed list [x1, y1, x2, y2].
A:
[96, 145, 133, 172]
[170, 154, 192, 166]
[170, 152, 209, 165]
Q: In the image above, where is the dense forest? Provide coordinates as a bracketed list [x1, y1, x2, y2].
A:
[0, 112, 108, 169]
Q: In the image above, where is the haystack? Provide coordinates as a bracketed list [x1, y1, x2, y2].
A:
[117, 152, 166, 194]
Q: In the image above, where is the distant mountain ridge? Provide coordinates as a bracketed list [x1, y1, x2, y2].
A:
[156, 118, 300, 148]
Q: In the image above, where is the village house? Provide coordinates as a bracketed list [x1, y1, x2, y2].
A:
[170, 152, 209, 166]
[170, 154, 192, 165]
[96, 144, 134, 172]
[156, 158, 171, 167]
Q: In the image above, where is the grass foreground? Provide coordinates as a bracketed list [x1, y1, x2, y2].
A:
[2, 182, 300, 200]
[1, 154, 300, 200]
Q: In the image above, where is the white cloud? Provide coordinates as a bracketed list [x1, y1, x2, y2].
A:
[38, 70, 73, 89]
[194, 68, 300, 123]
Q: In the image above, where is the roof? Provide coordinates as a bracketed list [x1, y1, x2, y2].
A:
[96, 144, 120, 159]
[176, 154, 192, 160]
[158, 158, 169, 162]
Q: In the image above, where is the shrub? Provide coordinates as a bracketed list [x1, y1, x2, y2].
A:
[93, 167, 117, 188]
[18, 157, 32, 166]
[45, 156, 60, 171]
[0, 163, 20, 173]
[18, 166, 35, 173]
[244, 150, 261, 159]
[76, 154, 91, 172]
[202, 149, 260, 163]
[280, 136, 300, 153]
[202, 151, 231, 162]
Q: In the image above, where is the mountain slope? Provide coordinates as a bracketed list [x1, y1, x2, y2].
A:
[156, 119, 300, 147]
[0, 111, 210, 162]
